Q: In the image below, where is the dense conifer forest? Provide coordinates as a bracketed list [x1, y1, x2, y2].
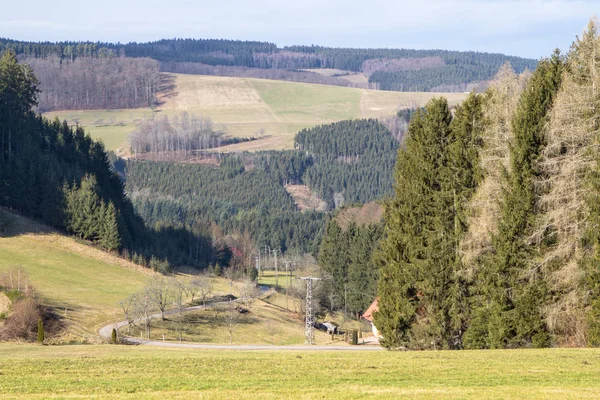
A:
[374, 20, 600, 350]
[121, 118, 399, 256]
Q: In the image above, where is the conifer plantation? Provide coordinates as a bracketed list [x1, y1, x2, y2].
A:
[375, 19, 600, 350]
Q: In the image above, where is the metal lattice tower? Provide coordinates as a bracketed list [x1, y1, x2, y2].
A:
[298, 277, 321, 345]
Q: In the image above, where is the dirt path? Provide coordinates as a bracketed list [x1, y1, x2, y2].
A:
[99, 302, 382, 351]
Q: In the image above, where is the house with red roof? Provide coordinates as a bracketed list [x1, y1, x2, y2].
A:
[362, 297, 380, 339]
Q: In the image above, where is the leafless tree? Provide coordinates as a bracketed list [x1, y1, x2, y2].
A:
[189, 273, 213, 307]
[129, 112, 224, 157]
[131, 293, 154, 339]
[145, 276, 172, 321]
[240, 279, 261, 308]
[23, 55, 160, 112]
[224, 300, 241, 345]
[119, 295, 137, 334]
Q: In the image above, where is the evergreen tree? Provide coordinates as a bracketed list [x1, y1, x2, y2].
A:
[101, 202, 121, 251]
[375, 94, 484, 349]
[0, 50, 38, 160]
[466, 53, 563, 349]
[37, 318, 44, 344]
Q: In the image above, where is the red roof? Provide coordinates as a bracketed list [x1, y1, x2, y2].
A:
[362, 298, 379, 322]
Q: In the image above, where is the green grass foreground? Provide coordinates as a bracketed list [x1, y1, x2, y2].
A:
[1, 345, 599, 399]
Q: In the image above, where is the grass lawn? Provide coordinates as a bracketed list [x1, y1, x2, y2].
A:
[44, 73, 468, 153]
[1, 345, 599, 399]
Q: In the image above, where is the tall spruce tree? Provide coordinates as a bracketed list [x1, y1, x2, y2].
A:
[0, 50, 38, 161]
[101, 202, 121, 251]
[466, 53, 563, 349]
[375, 95, 483, 349]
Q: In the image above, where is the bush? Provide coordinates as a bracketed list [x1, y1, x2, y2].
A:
[249, 267, 258, 282]
[111, 328, 118, 344]
[0, 298, 63, 342]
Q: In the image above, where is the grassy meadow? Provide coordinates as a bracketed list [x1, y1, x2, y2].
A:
[1, 345, 600, 399]
[147, 298, 332, 345]
[44, 73, 468, 153]
[0, 208, 153, 338]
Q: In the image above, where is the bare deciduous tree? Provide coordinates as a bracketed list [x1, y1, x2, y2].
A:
[145, 277, 172, 321]
[224, 300, 241, 345]
[240, 279, 261, 308]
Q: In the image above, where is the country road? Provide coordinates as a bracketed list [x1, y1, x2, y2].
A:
[99, 301, 383, 351]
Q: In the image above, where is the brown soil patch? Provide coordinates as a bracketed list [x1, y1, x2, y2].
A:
[285, 185, 327, 212]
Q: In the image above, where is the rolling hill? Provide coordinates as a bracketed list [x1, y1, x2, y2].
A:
[44, 73, 468, 153]
[0, 207, 152, 339]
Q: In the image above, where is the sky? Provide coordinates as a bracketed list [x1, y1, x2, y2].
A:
[1, 0, 598, 59]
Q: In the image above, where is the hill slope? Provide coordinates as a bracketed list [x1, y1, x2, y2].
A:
[45, 73, 468, 152]
[0, 208, 151, 339]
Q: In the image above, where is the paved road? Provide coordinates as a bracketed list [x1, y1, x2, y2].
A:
[99, 303, 383, 351]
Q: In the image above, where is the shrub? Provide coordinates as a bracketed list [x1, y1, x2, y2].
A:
[351, 330, 358, 345]
[111, 328, 118, 344]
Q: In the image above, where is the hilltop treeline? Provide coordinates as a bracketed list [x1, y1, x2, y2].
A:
[1, 38, 536, 93]
[0, 50, 221, 270]
[375, 20, 600, 350]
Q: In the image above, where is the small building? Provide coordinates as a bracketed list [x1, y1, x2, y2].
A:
[362, 298, 380, 338]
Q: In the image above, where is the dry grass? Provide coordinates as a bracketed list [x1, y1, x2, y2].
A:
[0, 293, 10, 314]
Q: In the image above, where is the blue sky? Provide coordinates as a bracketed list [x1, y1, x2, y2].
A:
[1, 0, 597, 59]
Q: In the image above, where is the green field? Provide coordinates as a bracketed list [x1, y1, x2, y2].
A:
[1, 345, 599, 399]
[44, 73, 468, 153]
[0, 208, 152, 338]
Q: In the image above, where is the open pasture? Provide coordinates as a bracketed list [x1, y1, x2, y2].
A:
[45, 73, 467, 152]
[0, 345, 599, 399]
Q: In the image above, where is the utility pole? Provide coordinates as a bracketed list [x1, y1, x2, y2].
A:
[284, 260, 290, 310]
[273, 249, 279, 290]
[298, 277, 322, 345]
[344, 283, 348, 322]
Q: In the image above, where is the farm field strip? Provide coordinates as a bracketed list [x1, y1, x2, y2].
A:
[44, 74, 467, 152]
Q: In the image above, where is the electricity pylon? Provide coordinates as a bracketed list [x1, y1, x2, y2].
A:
[298, 277, 322, 345]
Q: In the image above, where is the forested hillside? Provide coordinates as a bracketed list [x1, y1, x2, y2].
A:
[122, 118, 399, 255]
[375, 19, 600, 350]
[125, 158, 325, 255]
[1, 37, 536, 93]
[0, 50, 220, 270]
